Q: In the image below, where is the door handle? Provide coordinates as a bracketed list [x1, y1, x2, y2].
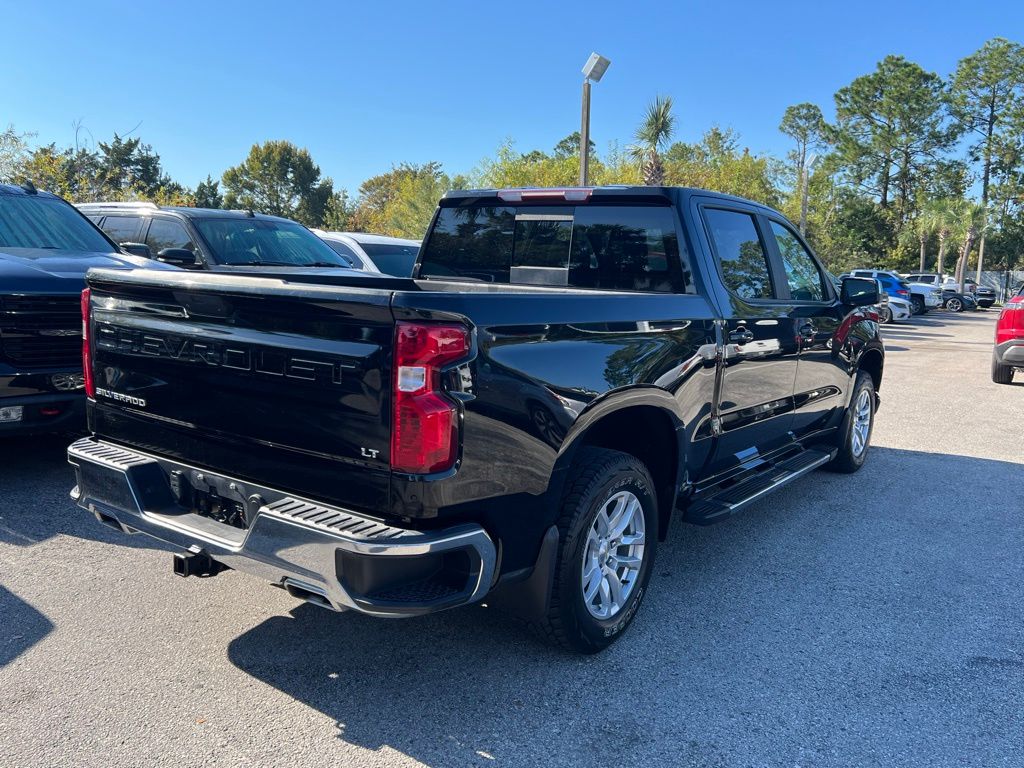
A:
[729, 328, 754, 344]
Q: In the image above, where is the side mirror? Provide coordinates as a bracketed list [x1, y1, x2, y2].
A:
[120, 241, 152, 259]
[156, 247, 199, 267]
[841, 276, 879, 307]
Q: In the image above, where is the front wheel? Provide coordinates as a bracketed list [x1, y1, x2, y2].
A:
[532, 447, 658, 654]
[946, 296, 964, 312]
[827, 372, 875, 474]
[878, 305, 893, 324]
[911, 296, 925, 315]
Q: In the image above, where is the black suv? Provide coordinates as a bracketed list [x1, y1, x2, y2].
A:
[77, 203, 353, 271]
[0, 184, 173, 436]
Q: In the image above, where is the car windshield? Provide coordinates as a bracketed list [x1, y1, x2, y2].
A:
[0, 193, 113, 252]
[361, 242, 419, 276]
[193, 218, 351, 267]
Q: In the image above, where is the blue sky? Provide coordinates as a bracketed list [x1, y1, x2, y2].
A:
[3, 0, 1021, 193]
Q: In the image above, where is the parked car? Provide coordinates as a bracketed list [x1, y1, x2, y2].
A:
[965, 279, 996, 308]
[991, 283, 1024, 384]
[0, 184, 174, 436]
[852, 269, 942, 315]
[69, 185, 884, 653]
[944, 291, 977, 312]
[904, 272, 988, 310]
[314, 230, 421, 277]
[881, 294, 912, 324]
[77, 202, 356, 271]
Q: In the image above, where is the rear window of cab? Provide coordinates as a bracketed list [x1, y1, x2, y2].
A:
[418, 204, 694, 293]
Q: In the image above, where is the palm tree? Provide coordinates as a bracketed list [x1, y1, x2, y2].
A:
[629, 96, 675, 185]
[905, 211, 935, 272]
[950, 201, 989, 292]
[922, 199, 958, 275]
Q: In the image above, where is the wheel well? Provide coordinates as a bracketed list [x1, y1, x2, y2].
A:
[858, 349, 883, 391]
[576, 405, 679, 540]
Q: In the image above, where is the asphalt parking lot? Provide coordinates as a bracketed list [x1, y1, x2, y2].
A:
[1, 310, 1021, 768]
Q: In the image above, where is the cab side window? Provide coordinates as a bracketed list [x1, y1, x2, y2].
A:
[770, 221, 827, 302]
[101, 215, 143, 245]
[146, 218, 197, 255]
[703, 208, 774, 300]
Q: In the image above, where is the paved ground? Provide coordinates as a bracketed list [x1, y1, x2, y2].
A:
[1, 310, 1021, 768]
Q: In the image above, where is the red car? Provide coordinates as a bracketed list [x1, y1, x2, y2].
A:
[992, 284, 1024, 384]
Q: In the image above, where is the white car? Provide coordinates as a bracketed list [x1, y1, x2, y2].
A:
[880, 294, 912, 323]
[312, 231, 421, 277]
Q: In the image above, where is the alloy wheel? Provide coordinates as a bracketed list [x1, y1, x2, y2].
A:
[851, 388, 872, 457]
[581, 490, 646, 620]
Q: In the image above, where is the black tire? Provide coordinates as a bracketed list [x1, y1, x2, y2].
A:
[827, 371, 875, 474]
[910, 296, 925, 315]
[992, 354, 1015, 385]
[532, 447, 658, 654]
[947, 296, 964, 312]
[878, 305, 892, 324]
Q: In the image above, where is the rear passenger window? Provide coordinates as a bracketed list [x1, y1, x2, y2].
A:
[101, 215, 143, 245]
[570, 206, 686, 293]
[419, 204, 690, 292]
[146, 218, 196, 255]
[703, 208, 774, 300]
[769, 221, 827, 302]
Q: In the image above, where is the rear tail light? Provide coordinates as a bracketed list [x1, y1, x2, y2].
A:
[996, 297, 1024, 344]
[896, 289, 909, 296]
[81, 288, 95, 398]
[392, 322, 470, 474]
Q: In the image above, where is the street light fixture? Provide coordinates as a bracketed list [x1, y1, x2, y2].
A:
[579, 52, 610, 186]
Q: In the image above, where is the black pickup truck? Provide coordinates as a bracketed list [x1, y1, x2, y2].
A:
[68, 186, 883, 653]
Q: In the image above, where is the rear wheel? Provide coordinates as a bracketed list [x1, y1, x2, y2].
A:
[532, 447, 658, 654]
[992, 354, 1015, 385]
[827, 372, 875, 474]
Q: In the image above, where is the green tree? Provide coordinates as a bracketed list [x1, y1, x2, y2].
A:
[553, 131, 596, 159]
[902, 210, 936, 271]
[222, 140, 333, 226]
[921, 198, 964, 275]
[96, 134, 166, 197]
[629, 96, 675, 185]
[387, 170, 450, 239]
[349, 162, 445, 233]
[949, 200, 990, 290]
[832, 56, 956, 227]
[322, 189, 353, 231]
[949, 38, 1024, 280]
[663, 128, 781, 206]
[779, 103, 826, 234]
[473, 141, 580, 188]
[194, 175, 222, 208]
[0, 125, 34, 182]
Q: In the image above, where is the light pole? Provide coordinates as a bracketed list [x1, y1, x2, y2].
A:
[580, 52, 610, 186]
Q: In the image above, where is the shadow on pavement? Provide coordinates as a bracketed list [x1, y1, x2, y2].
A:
[0, 434, 166, 552]
[0, 586, 53, 668]
[226, 446, 1024, 767]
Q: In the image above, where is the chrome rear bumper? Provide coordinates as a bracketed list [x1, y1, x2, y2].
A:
[68, 437, 496, 617]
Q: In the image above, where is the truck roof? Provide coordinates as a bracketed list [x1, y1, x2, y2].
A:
[442, 185, 780, 213]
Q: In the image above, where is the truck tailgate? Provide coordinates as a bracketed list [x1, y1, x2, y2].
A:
[85, 269, 395, 512]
